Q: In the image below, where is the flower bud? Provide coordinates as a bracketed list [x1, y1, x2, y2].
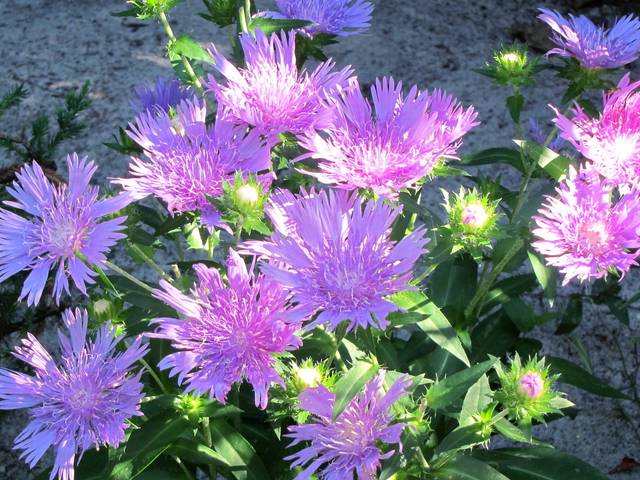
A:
[236, 184, 260, 206]
[518, 371, 544, 399]
[461, 203, 489, 228]
[479, 44, 539, 87]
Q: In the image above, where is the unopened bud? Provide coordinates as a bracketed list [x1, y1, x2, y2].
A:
[461, 203, 489, 228]
[518, 372, 544, 399]
[237, 184, 260, 206]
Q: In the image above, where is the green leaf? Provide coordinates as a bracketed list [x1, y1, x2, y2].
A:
[527, 250, 557, 306]
[248, 17, 314, 34]
[166, 438, 230, 467]
[122, 414, 191, 461]
[462, 148, 524, 172]
[515, 140, 571, 181]
[459, 374, 492, 426]
[503, 298, 537, 333]
[332, 360, 380, 419]
[391, 290, 470, 366]
[493, 418, 549, 446]
[433, 454, 510, 480]
[506, 94, 524, 124]
[169, 34, 213, 63]
[210, 420, 269, 480]
[434, 423, 488, 456]
[548, 356, 631, 400]
[473, 447, 607, 480]
[555, 294, 583, 334]
[426, 358, 497, 410]
[481, 274, 537, 313]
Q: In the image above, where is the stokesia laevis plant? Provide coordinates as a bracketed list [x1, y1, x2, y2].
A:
[3, 1, 639, 479]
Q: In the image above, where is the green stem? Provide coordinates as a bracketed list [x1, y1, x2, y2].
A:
[173, 456, 196, 480]
[103, 260, 154, 292]
[327, 323, 348, 369]
[128, 243, 173, 283]
[464, 237, 524, 321]
[158, 11, 204, 93]
[238, 6, 249, 33]
[201, 417, 217, 479]
[125, 339, 169, 394]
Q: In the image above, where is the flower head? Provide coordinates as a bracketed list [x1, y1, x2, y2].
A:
[267, 0, 373, 36]
[114, 96, 271, 229]
[494, 354, 567, 423]
[480, 44, 540, 87]
[0, 155, 129, 305]
[206, 29, 353, 136]
[130, 77, 192, 114]
[242, 188, 427, 332]
[554, 74, 640, 186]
[149, 250, 301, 409]
[538, 8, 640, 69]
[532, 166, 640, 285]
[0, 308, 148, 480]
[297, 77, 478, 197]
[286, 372, 411, 479]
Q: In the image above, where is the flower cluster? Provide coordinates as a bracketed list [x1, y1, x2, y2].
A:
[149, 250, 301, 409]
[298, 77, 478, 197]
[0, 308, 148, 480]
[243, 188, 427, 332]
[538, 8, 640, 70]
[532, 166, 640, 285]
[554, 74, 640, 187]
[286, 372, 411, 479]
[206, 29, 353, 137]
[266, 0, 374, 37]
[115, 96, 271, 229]
[0, 155, 129, 305]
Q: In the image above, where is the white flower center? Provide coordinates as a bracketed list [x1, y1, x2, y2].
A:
[237, 184, 259, 205]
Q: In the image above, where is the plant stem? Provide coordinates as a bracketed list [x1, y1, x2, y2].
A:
[124, 339, 169, 394]
[173, 456, 196, 480]
[201, 417, 217, 479]
[103, 260, 154, 292]
[158, 11, 204, 93]
[128, 242, 173, 283]
[464, 237, 524, 321]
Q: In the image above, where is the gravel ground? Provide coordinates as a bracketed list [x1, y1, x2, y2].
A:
[1, 0, 640, 478]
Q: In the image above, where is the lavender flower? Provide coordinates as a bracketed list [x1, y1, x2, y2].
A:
[149, 250, 301, 409]
[532, 166, 640, 285]
[115, 96, 271, 229]
[297, 77, 478, 197]
[130, 77, 192, 114]
[0, 155, 129, 306]
[206, 29, 353, 136]
[0, 308, 148, 480]
[554, 74, 640, 186]
[538, 8, 640, 69]
[286, 372, 411, 479]
[267, 0, 373, 37]
[529, 117, 565, 152]
[242, 188, 427, 332]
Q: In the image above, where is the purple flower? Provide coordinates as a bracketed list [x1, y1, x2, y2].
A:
[286, 372, 411, 479]
[297, 77, 478, 197]
[0, 155, 129, 306]
[149, 250, 301, 409]
[114, 96, 271, 229]
[538, 8, 640, 69]
[554, 74, 640, 187]
[130, 77, 192, 114]
[206, 30, 353, 137]
[242, 188, 427, 332]
[0, 307, 148, 480]
[266, 0, 373, 37]
[532, 166, 640, 285]
[518, 372, 544, 399]
[529, 117, 565, 152]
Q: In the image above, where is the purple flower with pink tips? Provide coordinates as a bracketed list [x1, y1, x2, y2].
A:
[297, 77, 478, 197]
[0, 307, 148, 480]
[266, 0, 373, 37]
[538, 8, 640, 69]
[286, 372, 411, 479]
[0, 155, 130, 306]
[553, 74, 640, 187]
[206, 29, 354, 137]
[149, 250, 301, 409]
[115, 95, 271, 229]
[242, 188, 428, 332]
[532, 166, 640, 285]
